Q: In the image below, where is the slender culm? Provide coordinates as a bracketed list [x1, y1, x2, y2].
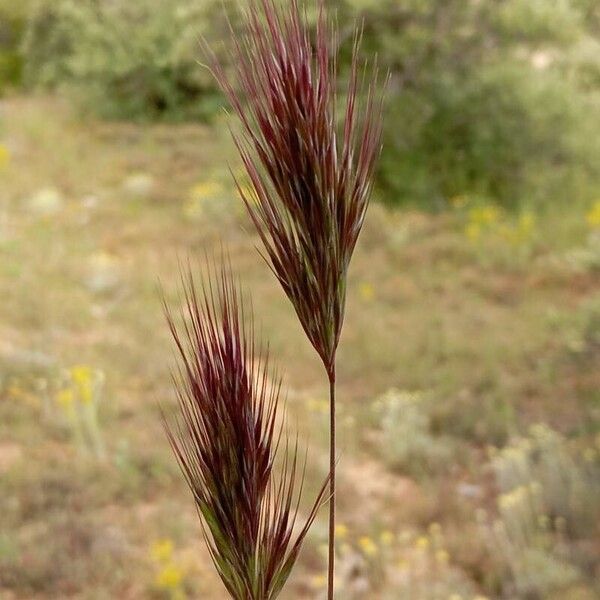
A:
[163, 263, 327, 600]
[210, 1, 384, 596]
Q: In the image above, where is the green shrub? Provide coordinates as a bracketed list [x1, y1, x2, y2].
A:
[481, 424, 600, 597]
[338, 0, 600, 209]
[0, 0, 32, 91]
[19, 0, 600, 208]
[23, 0, 235, 121]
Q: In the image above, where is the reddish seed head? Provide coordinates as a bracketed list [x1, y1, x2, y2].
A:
[210, 0, 385, 371]
[163, 262, 327, 599]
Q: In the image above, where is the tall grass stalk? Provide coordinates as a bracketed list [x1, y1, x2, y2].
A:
[209, 1, 385, 596]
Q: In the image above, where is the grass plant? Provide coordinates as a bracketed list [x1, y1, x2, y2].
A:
[210, 2, 384, 595]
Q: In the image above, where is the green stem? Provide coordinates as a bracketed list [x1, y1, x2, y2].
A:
[327, 363, 336, 600]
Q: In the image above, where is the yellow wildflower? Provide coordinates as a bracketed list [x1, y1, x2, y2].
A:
[155, 563, 184, 590]
[71, 365, 94, 404]
[359, 282, 375, 302]
[310, 574, 327, 589]
[415, 536, 429, 550]
[465, 204, 506, 243]
[358, 536, 378, 557]
[335, 524, 349, 539]
[465, 222, 481, 242]
[189, 180, 224, 200]
[71, 365, 93, 386]
[151, 539, 174, 563]
[469, 205, 500, 225]
[435, 549, 449, 564]
[448, 594, 463, 600]
[56, 388, 75, 410]
[586, 201, 600, 228]
[0, 144, 9, 168]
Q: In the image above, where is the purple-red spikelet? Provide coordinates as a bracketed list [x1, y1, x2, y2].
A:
[163, 263, 327, 600]
[210, 0, 385, 372]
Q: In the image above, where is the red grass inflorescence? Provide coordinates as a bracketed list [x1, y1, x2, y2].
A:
[210, 0, 385, 373]
[164, 264, 327, 600]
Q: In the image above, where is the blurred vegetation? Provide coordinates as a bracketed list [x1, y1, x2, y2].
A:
[21, 0, 235, 121]
[339, 0, 600, 208]
[484, 424, 600, 597]
[0, 0, 597, 207]
[0, 0, 31, 90]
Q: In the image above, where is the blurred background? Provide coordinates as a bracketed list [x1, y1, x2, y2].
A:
[1, 1, 599, 598]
